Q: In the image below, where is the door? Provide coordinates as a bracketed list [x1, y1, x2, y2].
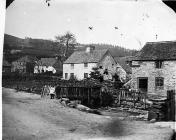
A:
[138, 77, 148, 93]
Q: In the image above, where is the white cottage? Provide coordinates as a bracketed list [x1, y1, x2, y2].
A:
[63, 46, 128, 81]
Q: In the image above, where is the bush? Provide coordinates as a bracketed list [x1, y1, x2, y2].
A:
[89, 67, 103, 82]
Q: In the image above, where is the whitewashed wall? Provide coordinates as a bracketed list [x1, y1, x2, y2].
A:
[34, 66, 56, 74]
[63, 63, 97, 80]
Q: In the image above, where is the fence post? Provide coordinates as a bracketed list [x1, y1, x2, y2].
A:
[88, 87, 90, 105]
[167, 90, 175, 121]
[119, 90, 121, 106]
[133, 91, 136, 108]
[100, 87, 102, 106]
[144, 92, 146, 109]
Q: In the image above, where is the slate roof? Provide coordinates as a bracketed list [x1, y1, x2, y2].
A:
[134, 41, 176, 61]
[37, 58, 62, 71]
[108, 47, 121, 57]
[64, 49, 108, 64]
[16, 55, 38, 63]
[114, 57, 132, 74]
[38, 58, 61, 67]
[39, 58, 56, 66]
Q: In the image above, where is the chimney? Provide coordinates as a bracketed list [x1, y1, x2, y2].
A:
[85, 45, 95, 53]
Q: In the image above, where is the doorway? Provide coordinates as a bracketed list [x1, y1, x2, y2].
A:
[138, 77, 148, 93]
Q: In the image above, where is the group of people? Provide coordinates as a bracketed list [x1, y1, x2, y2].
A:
[41, 84, 56, 99]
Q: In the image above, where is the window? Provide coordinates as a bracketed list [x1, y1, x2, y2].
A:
[71, 64, 74, 69]
[84, 63, 88, 68]
[112, 64, 115, 68]
[99, 66, 103, 69]
[70, 73, 74, 79]
[132, 61, 140, 66]
[84, 73, 88, 78]
[155, 61, 163, 68]
[104, 69, 108, 75]
[65, 73, 68, 79]
[155, 77, 164, 89]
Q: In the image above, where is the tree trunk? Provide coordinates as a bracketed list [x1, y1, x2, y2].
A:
[64, 39, 69, 57]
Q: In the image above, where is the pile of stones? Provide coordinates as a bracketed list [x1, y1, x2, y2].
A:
[148, 96, 167, 121]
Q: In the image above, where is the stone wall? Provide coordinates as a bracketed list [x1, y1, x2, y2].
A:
[11, 61, 26, 73]
[99, 54, 126, 81]
[131, 60, 176, 96]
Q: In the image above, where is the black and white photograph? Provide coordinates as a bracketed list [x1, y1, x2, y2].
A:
[1, 0, 176, 139]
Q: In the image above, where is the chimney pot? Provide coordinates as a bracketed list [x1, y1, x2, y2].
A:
[85, 45, 95, 53]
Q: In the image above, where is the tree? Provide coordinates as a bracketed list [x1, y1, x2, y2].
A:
[55, 32, 77, 61]
[113, 73, 123, 89]
[89, 67, 103, 82]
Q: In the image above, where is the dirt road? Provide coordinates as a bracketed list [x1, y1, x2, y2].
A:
[2, 88, 173, 140]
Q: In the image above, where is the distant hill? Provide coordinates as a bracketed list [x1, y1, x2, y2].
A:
[3, 34, 138, 62]
[3, 34, 60, 62]
[3, 34, 57, 50]
[4, 34, 25, 49]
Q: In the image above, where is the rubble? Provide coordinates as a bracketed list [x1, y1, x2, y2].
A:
[58, 98, 102, 115]
[148, 96, 168, 121]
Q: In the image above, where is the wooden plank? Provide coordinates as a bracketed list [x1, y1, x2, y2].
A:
[119, 90, 122, 106]
[133, 92, 136, 108]
[88, 88, 90, 105]
[100, 89, 102, 106]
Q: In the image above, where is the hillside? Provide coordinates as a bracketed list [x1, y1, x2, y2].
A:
[3, 34, 138, 62]
[3, 34, 25, 49]
[3, 34, 61, 62]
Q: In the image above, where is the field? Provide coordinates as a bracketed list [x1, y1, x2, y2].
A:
[2, 88, 174, 140]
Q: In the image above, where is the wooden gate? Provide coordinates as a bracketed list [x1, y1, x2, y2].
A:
[116, 89, 147, 109]
[166, 90, 175, 121]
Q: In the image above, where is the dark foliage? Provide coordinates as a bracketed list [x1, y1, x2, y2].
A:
[113, 74, 124, 89]
[89, 67, 102, 81]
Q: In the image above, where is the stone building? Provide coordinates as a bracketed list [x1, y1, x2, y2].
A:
[11, 55, 38, 73]
[130, 41, 176, 96]
[63, 46, 128, 81]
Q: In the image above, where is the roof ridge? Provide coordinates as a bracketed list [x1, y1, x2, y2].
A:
[135, 41, 176, 61]
[64, 49, 108, 64]
[146, 40, 176, 44]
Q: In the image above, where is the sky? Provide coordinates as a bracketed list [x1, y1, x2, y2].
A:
[5, 0, 176, 50]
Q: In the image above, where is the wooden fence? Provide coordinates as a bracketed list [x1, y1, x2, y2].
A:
[115, 89, 147, 109]
[55, 86, 114, 108]
[166, 90, 175, 121]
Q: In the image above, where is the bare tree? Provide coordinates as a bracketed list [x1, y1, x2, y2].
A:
[55, 32, 77, 58]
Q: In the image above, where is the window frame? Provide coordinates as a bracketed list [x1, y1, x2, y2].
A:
[71, 64, 74, 69]
[155, 77, 164, 89]
[99, 66, 103, 69]
[155, 60, 163, 69]
[70, 73, 74, 79]
[84, 73, 88, 78]
[65, 73, 68, 79]
[84, 63, 88, 68]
